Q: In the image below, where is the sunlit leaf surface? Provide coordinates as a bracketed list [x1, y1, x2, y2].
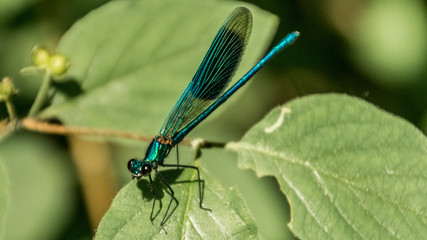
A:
[96, 162, 257, 239]
[230, 94, 427, 239]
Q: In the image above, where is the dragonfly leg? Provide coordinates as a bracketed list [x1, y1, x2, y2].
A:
[161, 164, 211, 212]
[148, 175, 162, 224]
[176, 145, 180, 169]
[155, 170, 178, 226]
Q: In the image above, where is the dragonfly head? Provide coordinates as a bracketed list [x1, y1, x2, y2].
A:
[127, 158, 152, 179]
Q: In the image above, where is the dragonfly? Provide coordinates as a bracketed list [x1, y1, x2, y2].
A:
[127, 6, 300, 226]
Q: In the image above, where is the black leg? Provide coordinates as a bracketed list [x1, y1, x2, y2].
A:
[154, 170, 178, 226]
[148, 175, 163, 224]
[176, 145, 180, 169]
[161, 164, 211, 212]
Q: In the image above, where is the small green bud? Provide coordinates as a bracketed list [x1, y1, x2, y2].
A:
[32, 46, 50, 68]
[49, 54, 69, 76]
[0, 77, 17, 101]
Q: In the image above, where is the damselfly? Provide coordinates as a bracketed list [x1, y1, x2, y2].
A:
[127, 7, 299, 226]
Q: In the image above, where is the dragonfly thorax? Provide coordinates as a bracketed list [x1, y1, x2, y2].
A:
[127, 137, 173, 179]
[144, 136, 173, 164]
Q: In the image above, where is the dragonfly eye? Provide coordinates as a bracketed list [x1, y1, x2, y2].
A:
[127, 159, 152, 178]
[141, 164, 152, 176]
[127, 158, 137, 171]
[128, 158, 143, 179]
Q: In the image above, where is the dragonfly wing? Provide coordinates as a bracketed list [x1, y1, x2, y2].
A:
[159, 7, 252, 139]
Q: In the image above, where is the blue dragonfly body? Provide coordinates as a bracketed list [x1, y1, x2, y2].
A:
[127, 7, 299, 225]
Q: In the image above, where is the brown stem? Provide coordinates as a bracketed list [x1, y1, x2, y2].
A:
[21, 117, 153, 142]
[19, 118, 226, 149]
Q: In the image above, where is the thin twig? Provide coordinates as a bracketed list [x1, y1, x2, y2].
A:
[0, 119, 14, 140]
[10, 117, 228, 149]
[21, 117, 153, 142]
[28, 70, 51, 116]
[5, 100, 17, 122]
[20, 118, 226, 148]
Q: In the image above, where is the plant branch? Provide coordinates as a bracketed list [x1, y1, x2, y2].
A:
[21, 117, 153, 141]
[20, 118, 227, 149]
[0, 119, 14, 140]
[28, 70, 51, 117]
[5, 99, 17, 122]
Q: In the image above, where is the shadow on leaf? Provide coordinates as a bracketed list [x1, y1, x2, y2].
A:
[135, 168, 184, 227]
[51, 78, 83, 98]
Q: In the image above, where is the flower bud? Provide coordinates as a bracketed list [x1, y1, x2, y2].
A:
[0, 77, 16, 101]
[49, 54, 69, 76]
[32, 46, 50, 68]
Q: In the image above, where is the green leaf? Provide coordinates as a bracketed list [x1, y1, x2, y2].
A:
[0, 133, 75, 240]
[229, 94, 427, 239]
[38, 0, 278, 136]
[95, 161, 257, 239]
[0, 159, 8, 239]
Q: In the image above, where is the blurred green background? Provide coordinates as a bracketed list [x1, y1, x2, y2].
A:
[0, 0, 426, 239]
